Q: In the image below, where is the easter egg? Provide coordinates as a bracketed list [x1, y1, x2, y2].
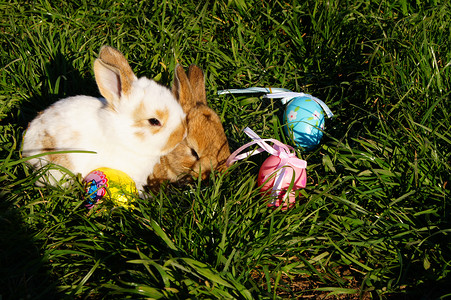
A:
[83, 167, 137, 209]
[283, 96, 326, 149]
[257, 154, 307, 209]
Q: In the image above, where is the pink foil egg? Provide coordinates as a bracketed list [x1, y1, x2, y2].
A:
[227, 127, 307, 209]
[258, 154, 307, 209]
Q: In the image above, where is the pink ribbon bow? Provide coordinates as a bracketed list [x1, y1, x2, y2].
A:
[227, 127, 307, 207]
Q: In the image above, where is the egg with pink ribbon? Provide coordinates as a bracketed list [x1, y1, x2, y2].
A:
[226, 127, 307, 209]
[258, 153, 307, 208]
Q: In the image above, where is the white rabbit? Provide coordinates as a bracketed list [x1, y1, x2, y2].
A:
[22, 46, 187, 190]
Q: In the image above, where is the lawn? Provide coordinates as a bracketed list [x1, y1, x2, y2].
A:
[1, 0, 450, 299]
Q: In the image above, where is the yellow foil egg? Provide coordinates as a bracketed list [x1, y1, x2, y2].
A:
[83, 167, 137, 210]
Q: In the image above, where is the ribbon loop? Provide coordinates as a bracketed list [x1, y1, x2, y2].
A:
[217, 87, 292, 95]
[264, 92, 334, 118]
[227, 127, 307, 166]
[226, 127, 306, 168]
[217, 87, 333, 118]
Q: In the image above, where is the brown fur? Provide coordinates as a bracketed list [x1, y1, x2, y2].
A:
[133, 102, 147, 123]
[133, 103, 186, 146]
[134, 105, 170, 135]
[162, 120, 187, 153]
[152, 109, 169, 134]
[148, 65, 230, 189]
[42, 131, 73, 169]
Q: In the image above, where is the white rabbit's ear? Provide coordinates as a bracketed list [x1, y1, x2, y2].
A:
[94, 46, 137, 108]
[188, 65, 207, 106]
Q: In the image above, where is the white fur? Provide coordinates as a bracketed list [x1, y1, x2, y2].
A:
[22, 46, 186, 190]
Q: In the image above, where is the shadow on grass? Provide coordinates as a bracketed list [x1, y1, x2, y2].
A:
[386, 279, 451, 300]
[8, 50, 97, 129]
[0, 50, 97, 299]
[0, 202, 61, 300]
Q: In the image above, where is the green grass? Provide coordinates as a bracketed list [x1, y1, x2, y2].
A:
[1, 0, 450, 299]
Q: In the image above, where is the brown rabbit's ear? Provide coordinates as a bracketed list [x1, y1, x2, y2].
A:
[188, 65, 207, 106]
[94, 46, 137, 109]
[172, 64, 194, 111]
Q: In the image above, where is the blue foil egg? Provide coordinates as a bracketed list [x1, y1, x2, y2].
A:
[283, 96, 325, 149]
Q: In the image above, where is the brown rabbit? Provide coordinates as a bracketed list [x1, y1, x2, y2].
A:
[147, 64, 230, 189]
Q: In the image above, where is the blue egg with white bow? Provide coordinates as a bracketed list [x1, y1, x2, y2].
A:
[283, 96, 326, 149]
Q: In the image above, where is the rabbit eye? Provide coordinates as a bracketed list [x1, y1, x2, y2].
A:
[191, 148, 200, 160]
[148, 118, 161, 126]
